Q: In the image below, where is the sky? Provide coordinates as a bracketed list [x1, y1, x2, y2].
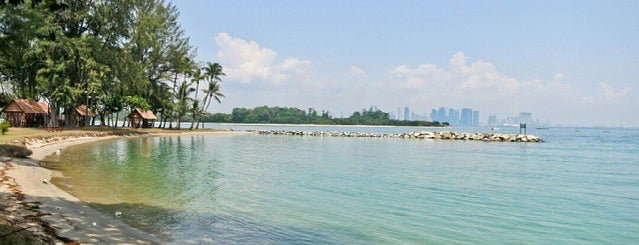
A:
[170, 0, 639, 127]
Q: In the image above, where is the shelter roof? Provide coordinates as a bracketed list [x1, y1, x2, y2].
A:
[75, 105, 94, 116]
[2, 99, 48, 114]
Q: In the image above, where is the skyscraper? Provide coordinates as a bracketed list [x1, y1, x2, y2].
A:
[448, 108, 459, 125]
[430, 109, 438, 122]
[437, 107, 447, 123]
[404, 106, 411, 121]
[472, 110, 479, 126]
[460, 108, 473, 126]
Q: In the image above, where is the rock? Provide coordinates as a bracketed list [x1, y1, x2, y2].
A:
[250, 130, 542, 143]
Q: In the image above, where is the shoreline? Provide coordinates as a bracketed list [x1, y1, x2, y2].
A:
[0, 129, 241, 243]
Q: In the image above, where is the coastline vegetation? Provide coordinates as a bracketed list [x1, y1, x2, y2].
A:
[201, 106, 448, 127]
[0, 0, 223, 130]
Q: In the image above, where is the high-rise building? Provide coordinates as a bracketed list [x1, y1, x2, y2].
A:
[438, 107, 447, 123]
[472, 110, 479, 126]
[404, 106, 411, 121]
[460, 108, 473, 126]
[397, 107, 402, 120]
[487, 115, 498, 126]
[448, 108, 459, 125]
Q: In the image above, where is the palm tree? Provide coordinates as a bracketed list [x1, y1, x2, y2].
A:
[197, 62, 225, 129]
[175, 78, 195, 130]
[189, 67, 204, 129]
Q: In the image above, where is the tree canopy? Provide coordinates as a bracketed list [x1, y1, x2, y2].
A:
[0, 0, 224, 128]
[202, 106, 447, 127]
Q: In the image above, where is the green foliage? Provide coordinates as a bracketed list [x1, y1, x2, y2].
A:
[0, 121, 10, 135]
[206, 106, 444, 127]
[0, 93, 14, 108]
[124, 95, 151, 111]
[0, 0, 219, 129]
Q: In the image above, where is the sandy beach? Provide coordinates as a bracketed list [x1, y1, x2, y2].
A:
[0, 130, 239, 244]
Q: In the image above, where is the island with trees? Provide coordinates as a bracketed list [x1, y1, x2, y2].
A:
[201, 106, 448, 127]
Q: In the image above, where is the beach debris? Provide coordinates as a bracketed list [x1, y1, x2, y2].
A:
[55, 149, 62, 155]
[42, 179, 48, 184]
[115, 211, 122, 217]
[92, 222, 97, 226]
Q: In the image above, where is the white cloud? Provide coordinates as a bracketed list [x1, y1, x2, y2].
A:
[390, 51, 518, 94]
[350, 66, 366, 78]
[598, 82, 631, 99]
[214, 33, 312, 84]
[554, 73, 566, 80]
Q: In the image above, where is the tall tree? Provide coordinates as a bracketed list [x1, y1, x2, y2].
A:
[196, 62, 225, 129]
[189, 67, 204, 129]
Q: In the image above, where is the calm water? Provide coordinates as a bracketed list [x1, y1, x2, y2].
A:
[47, 126, 639, 244]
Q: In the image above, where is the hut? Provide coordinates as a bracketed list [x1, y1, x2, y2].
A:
[1, 99, 49, 127]
[128, 108, 156, 128]
[73, 105, 94, 127]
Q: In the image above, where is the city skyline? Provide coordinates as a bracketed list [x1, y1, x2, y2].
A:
[172, 1, 639, 127]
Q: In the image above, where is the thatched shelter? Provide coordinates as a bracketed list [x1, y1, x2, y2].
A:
[1, 99, 48, 127]
[73, 105, 94, 127]
[128, 108, 156, 128]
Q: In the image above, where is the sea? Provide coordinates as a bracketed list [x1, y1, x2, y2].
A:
[46, 124, 639, 244]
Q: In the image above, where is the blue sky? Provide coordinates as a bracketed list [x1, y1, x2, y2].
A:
[171, 0, 638, 127]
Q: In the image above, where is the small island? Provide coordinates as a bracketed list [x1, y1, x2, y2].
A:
[201, 106, 449, 127]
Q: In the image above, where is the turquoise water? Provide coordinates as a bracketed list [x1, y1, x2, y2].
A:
[48, 126, 639, 244]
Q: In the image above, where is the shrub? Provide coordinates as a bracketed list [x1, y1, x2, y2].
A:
[0, 121, 10, 135]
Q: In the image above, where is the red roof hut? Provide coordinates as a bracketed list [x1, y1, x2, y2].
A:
[128, 108, 157, 128]
[1, 99, 49, 127]
[73, 105, 94, 127]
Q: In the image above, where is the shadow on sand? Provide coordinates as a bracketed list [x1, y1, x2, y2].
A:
[14, 193, 346, 244]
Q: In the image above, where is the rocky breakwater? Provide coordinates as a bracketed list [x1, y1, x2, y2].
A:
[251, 130, 543, 143]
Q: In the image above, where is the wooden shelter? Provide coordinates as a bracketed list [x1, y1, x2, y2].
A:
[128, 108, 157, 128]
[73, 105, 94, 127]
[1, 99, 49, 127]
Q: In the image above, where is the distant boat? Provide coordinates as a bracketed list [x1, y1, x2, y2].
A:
[536, 127, 549, 130]
[490, 126, 499, 131]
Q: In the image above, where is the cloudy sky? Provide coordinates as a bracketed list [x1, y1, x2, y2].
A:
[171, 1, 638, 127]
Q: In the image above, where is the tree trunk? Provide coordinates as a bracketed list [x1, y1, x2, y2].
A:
[114, 111, 119, 128]
[49, 102, 60, 127]
[121, 109, 127, 127]
[64, 107, 74, 128]
[99, 112, 106, 126]
[189, 112, 195, 130]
